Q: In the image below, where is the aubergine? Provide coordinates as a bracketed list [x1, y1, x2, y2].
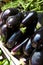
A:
[6, 29, 27, 48]
[1, 8, 19, 24]
[6, 27, 32, 48]
[6, 22, 37, 49]
[31, 27, 43, 49]
[23, 39, 34, 56]
[1, 24, 16, 43]
[31, 50, 43, 65]
[20, 11, 38, 27]
[6, 12, 24, 29]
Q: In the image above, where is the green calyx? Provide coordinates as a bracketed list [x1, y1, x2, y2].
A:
[20, 27, 27, 34]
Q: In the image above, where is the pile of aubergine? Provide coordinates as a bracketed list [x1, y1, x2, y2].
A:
[0, 7, 43, 65]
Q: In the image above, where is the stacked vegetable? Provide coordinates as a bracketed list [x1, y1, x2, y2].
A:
[0, 7, 43, 65]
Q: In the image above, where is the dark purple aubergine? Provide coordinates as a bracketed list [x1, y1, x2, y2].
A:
[6, 26, 33, 48]
[23, 39, 34, 56]
[6, 30, 27, 48]
[31, 27, 43, 49]
[6, 12, 24, 29]
[31, 50, 43, 65]
[1, 8, 19, 24]
[21, 11, 38, 27]
[1, 24, 15, 43]
[6, 23, 37, 49]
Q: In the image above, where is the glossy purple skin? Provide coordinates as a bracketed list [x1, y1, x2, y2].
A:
[31, 51, 43, 65]
[6, 12, 24, 29]
[1, 8, 19, 23]
[6, 30, 24, 48]
[21, 11, 38, 27]
[23, 39, 34, 56]
[31, 27, 43, 48]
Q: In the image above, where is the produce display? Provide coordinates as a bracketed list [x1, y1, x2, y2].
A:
[1, 8, 19, 24]
[0, 7, 43, 65]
